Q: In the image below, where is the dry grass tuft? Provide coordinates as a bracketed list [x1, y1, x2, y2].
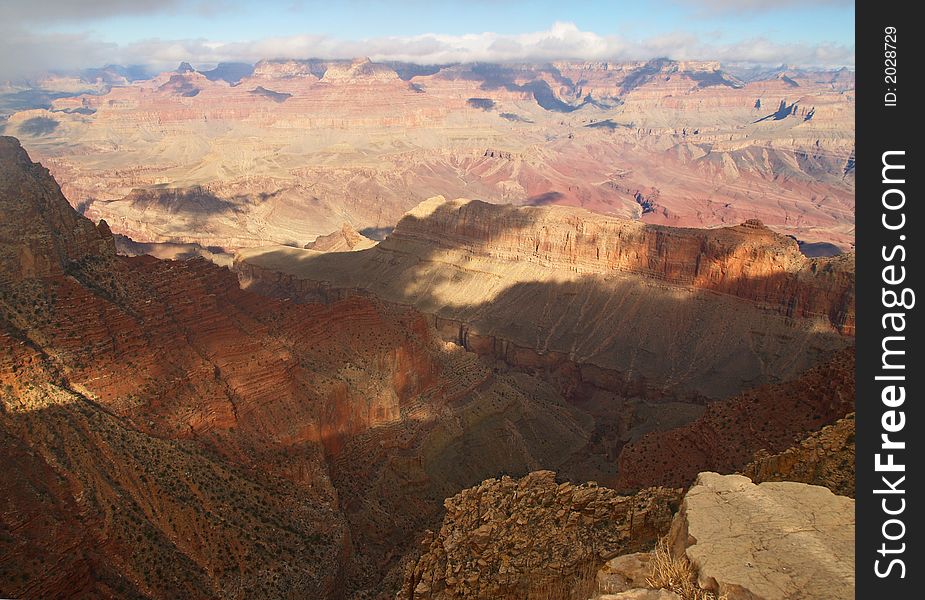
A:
[646, 537, 727, 600]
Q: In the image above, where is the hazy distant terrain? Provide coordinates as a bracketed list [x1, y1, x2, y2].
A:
[6, 58, 854, 251]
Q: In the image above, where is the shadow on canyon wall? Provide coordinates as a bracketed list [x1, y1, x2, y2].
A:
[238, 199, 855, 403]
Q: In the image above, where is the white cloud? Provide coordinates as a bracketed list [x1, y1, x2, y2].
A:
[0, 21, 854, 82]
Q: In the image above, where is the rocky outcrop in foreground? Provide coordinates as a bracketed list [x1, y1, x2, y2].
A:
[668, 473, 854, 600]
[402, 471, 855, 600]
[401, 471, 682, 600]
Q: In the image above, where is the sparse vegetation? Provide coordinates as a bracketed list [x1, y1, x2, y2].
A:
[646, 537, 727, 600]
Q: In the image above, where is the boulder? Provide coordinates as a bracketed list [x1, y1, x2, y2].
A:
[596, 552, 653, 593]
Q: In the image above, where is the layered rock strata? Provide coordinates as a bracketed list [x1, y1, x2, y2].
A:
[0, 138, 608, 598]
[11, 59, 855, 250]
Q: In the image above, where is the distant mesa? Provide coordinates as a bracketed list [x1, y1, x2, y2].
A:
[159, 73, 201, 97]
[252, 59, 320, 79]
[320, 57, 399, 83]
[176, 61, 196, 74]
[202, 62, 255, 84]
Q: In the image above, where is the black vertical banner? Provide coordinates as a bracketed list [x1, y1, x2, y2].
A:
[856, 0, 921, 596]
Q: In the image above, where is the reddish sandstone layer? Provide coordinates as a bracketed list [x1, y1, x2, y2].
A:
[0, 137, 115, 282]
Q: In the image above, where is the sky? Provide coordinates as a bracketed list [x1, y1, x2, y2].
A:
[2, 0, 855, 82]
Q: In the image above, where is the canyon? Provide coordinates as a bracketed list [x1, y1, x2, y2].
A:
[0, 111, 855, 599]
[3, 59, 854, 254]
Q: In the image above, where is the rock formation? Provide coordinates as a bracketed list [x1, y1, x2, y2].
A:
[237, 197, 853, 400]
[667, 473, 854, 599]
[304, 223, 377, 252]
[0, 137, 115, 282]
[0, 137, 856, 599]
[399, 471, 682, 600]
[0, 139, 580, 597]
[400, 470, 855, 600]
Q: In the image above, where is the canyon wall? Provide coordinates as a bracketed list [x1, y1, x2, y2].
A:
[237, 197, 853, 400]
[0, 137, 857, 598]
[383, 197, 855, 332]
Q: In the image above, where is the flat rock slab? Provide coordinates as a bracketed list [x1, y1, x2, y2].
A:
[669, 472, 854, 600]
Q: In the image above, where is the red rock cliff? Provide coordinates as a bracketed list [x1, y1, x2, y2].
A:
[386, 197, 855, 333]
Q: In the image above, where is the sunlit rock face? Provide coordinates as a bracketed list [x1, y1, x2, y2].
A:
[667, 473, 854, 600]
[9, 59, 854, 252]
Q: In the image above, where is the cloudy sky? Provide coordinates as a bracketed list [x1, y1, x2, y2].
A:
[3, 0, 855, 81]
